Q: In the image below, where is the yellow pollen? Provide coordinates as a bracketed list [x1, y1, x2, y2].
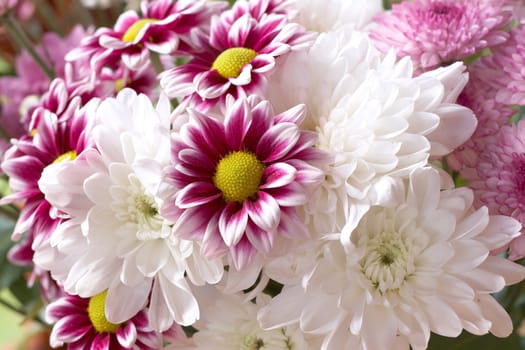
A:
[211, 47, 258, 79]
[87, 290, 120, 334]
[213, 151, 265, 203]
[122, 19, 158, 43]
[53, 150, 77, 164]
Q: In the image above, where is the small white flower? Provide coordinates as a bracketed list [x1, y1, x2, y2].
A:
[259, 167, 525, 350]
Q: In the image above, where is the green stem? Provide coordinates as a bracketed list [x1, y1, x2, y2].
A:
[0, 12, 55, 80]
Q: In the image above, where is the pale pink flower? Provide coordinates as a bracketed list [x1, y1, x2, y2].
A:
[161, 95, 326, 270]
[462, 121, 525, 260]
[369, 0, 512, 73]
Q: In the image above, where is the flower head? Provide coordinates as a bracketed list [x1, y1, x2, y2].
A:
[162, 95, 326, 270]
[259, 167, 525, 350]
[35, 89, 223, 331]
[461, 120, 525, 260]
[369, 0, 512, 72]
[46, 291, 164, 349]
[160, 1, 314, 110]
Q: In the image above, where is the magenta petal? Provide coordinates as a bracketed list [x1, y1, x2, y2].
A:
[51, 315, 92, 343]
[260, 162, 296, 189]
[202, 213, 229, 258]
[195, 71, 231, 99]
[219, 202, 248, 246]
[244, 100, 273, 151]
[245, 221, 274, 253]
[172, 206, 211, 240]
[175, 182, 221, 208]
[278, 207, 309, 239]
[230, 236, 257, 270]
[228, 14, 255, 46]
[116, 321, 137, 348]
[267, 182, 307, 206]
[274, 103, 306, 125]
[225, 98, 250, 150]
[245, 192, 280, 231]
[257, 123, 300, 163]
[90, 333, 111, 350]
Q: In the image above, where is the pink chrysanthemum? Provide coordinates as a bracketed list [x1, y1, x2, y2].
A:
[46, 291, 164, 350]
[461, 121, 525, 260]
[446, 59, 515, 170]
[487, 23, 525, 106]
[369, 0, 512, 72]
[159, 2, 314, 110]
[70, 0, 226, 71]
[161, 96, 326, 269]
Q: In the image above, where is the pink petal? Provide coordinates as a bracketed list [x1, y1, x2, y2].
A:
[244, 100, 273, 151]
[278, 207, 309, 239]
[172, 205, 213, 240]
[50, 315, 92, 343]
[266, 182, 307, 206]
[228, 14, 255, 46]
[116, 321, 137, 348]
[218, 201, 248, 246]
[175, 182, 221, 208]
[274, 103, 306, 125]
[257, 123, 300, 163]
[260, 162, 296, 189]
[250, 54, 275, 73]
[225, 98, 250, 151]
[90, 333, 111, 350]
[202, 212, 229, 258]
[245, 221, 274, 253]
[195, 70, 231, 99]
[245, 191, 280, 231]
[230, 236, 257, 270]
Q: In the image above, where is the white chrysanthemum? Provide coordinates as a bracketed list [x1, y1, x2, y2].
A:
[290, 0, 383, 32]
[259, 167, 525, 350]
[188, 291, 315, 350]
[266, 27, 475, 234]
[35, 89, 223, 331]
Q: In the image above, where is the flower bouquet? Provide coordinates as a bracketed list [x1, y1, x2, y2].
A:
[0, 0, 525, 349]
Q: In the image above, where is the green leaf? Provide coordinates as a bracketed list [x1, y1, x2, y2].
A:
[427, 330, 523, 350]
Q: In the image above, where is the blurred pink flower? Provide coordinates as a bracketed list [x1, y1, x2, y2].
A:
[462, 121, 525, 260]
[369, 0, 512, 73]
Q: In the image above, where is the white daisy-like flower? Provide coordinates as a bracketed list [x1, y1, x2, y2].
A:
[290, 0, 383, 32]
[182, 290, 315, 350]
[35, 89, 223, 331]
[259, 167, 525, 350]
[266, 26, 475, 234]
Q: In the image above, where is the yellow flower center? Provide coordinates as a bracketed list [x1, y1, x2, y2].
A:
[122, 19, 158, 43]
[87, 290, 120, 333]
[211, 47, 258, 79]
[213, 151, 265, 202]
[53, 150, 77, 164]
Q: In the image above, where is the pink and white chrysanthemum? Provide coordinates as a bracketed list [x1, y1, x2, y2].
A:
[46, 291, 164, 350]
[461, 121, 525, 260]
[69, 0, 226, 71]
[0, 78, 92, 244]
[259, 167, 525, 350]
[369, 0, 512, 73]
[161, 95, 326, 270]
[35, 89, 223, 332]
[159, 2, 315, 110]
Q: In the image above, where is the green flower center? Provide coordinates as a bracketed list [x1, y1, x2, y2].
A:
[211, 47, 258, 79]
[53, 150, 77, 164]
[87, 290, 120, 333]
[122, 19, 158, 42]
[213, 151, 265, 202]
